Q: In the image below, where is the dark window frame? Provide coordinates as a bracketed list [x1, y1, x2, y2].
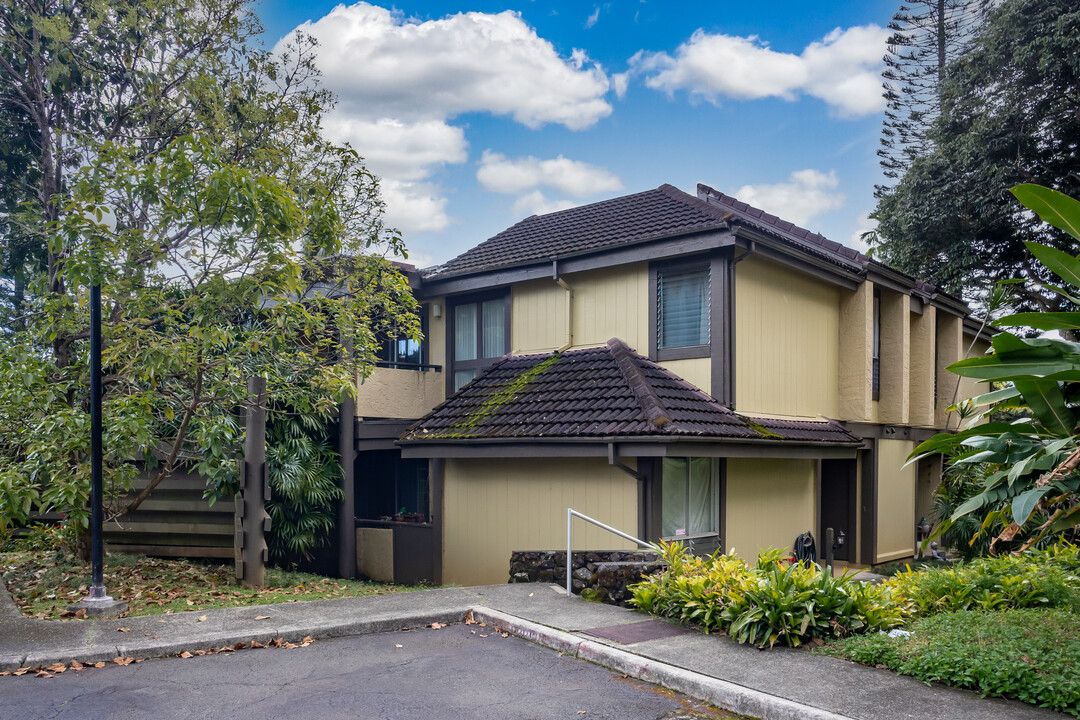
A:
[648, 252, 732, 406]
[658, 456, 722, 542]
[650, 259, 711, 362]
[447, 290, 512, 394]
[872, 289, 881, 401]
[376, 304, 430, 370]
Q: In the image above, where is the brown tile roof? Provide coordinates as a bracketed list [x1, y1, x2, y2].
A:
[400, 339, 860, 446]
[423, 185, 731, 279]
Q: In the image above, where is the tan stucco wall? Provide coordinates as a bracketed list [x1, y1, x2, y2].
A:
[356, 528, 394, 581]
[838, 282, 873, 422]
[909, 305, 937, 427]
[355, 366, 445, 419]
[957, 335, 992, 416]
[441, 457, 638, 586]
[725, 458, 816, 561]
[878, 290, 910, 425]
[876, 438, 916, 563]
[935, 313, 964, 428]
[735, 256, 839, 419]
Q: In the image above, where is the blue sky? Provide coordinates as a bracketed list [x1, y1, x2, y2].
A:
[258, 0, 898, 268]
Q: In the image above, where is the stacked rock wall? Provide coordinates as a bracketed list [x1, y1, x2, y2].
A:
[509, 550, 663, 606]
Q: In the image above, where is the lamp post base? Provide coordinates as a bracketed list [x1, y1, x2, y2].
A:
[68, 586, 127, 619]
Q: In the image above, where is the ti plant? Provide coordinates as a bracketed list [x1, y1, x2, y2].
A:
[913, 185, 1080, 552]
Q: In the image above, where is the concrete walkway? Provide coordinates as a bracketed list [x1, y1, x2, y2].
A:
[0, 581, 1061, 720]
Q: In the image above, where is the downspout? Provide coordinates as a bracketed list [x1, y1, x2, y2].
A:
[553, 260, 574, 352]
[608, 442, 647, 542]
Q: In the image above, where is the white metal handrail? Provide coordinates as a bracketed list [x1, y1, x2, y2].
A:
[566, 508, 651, 597]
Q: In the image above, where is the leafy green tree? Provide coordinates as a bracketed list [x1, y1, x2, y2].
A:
[914, 185, 1080, 552]
[871, 0, 1080, 310]
[0, 0, 419, 556]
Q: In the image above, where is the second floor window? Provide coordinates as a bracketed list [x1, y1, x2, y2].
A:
[376, 306, 427, 370]
[451, 294, 509, 391]
[872, 290, 881, 400]
[657, 265, 710, 350]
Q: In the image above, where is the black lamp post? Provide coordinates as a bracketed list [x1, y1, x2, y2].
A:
[69, 249, 126, 618]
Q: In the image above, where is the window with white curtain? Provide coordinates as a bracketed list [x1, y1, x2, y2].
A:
[451, 294, 508, 391]
[660, 457, 719, 539]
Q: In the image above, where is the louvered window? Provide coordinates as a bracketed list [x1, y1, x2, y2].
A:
[657, 267, 710, 349]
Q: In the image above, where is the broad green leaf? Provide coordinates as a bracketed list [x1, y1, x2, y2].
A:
[969, 386, 1020, 407]
[1013, 380, 1076, 436]
[951, 493, 988, 521]
[997, 312, 1080, 331]
[1026, 242, 1080, 289]
[1012, 185, 1080, 242]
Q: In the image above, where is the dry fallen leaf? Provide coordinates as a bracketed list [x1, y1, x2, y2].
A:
[35, 671, 53, 679]
[430, 622, 445, 630]
[74, 609, 87, 619]
[577, 712, 586, 715]
[394, 644, 403, 648]
[464, 611, 476, 625]
[179, 651, 193, 659]
[254, 615, 271, 620]
[479, 634, 488, 638]
[501, 633, 509, 638]
[117, 627, 131, 633]
[93, 662, 106, 669]
[250, 640, 264, 648]
[69, 661, 84, 671]
[233, 642, 247, 650]
[112, 657, 134, 666]
[196, 615, 206, 622]
[46, 663, 66, 673]
[13, 668, 29, 676]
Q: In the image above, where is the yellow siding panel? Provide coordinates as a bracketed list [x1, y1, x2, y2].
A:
[427, 297, 446, 372]
[725, 458, 816, 561]
[442, 457, 638, 586]
[660, 357, 711, 394]
[876, 439, 916, 562]
[512, 280, 567, 354]
[568, 264, 649, 352]
[734, 256, 839, 419]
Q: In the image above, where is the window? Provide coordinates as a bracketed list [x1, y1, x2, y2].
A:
[872, 290, 881, 400]
[651, 262, 712, 362]
[661, 457, 719, 539]
[658, 267, 710, 349]
[376, 306, 427, 370]
[451, 294, 509, 391]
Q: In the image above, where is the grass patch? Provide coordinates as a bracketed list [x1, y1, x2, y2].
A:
[1, 549, 424, 620]
[820, 609, 1080, 716]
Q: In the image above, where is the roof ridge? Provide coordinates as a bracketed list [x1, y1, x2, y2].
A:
[605, 338, 671, 429]
[658, 183, 735, 225]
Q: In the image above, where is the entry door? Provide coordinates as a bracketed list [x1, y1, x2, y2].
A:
[820, 459, 857, 562]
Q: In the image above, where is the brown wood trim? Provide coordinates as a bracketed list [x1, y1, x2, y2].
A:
[732, 229, 862, 290]
[430, 458, 445, 586]
[718, 458, 727, 554]
[400, 439, 860, 459]
[420, 229, 734, 297]
[711, 250, 733, 406]
[843, 422, 940, 443]
[356, 420, 416, 439]
[656, 344, 710, 361]
[859, 445, 877, 565]
[338, 395, 357, 579]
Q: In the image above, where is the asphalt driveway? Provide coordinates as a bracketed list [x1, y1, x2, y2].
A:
[2, 623, 732, 720]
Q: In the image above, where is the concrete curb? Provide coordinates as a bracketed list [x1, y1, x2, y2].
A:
[470, 607, 853, 720]
[2, 608, 470, 671]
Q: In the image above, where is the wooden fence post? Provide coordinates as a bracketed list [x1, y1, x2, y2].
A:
[235, 376, 270, 587]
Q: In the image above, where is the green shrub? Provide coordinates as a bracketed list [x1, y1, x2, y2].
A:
[822, 609, 1080, 716]
[888, 543, 1080, 616]
[629, 542, 903, 648]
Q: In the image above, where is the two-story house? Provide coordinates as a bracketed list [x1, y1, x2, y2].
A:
[347, 183, 991, 587]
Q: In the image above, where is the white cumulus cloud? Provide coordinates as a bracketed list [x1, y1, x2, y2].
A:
[477, 151, 623, 197]
[733, 170, 847, 227]
[477, 151, 622, 219]
[275, 2, 613, 234]
[627, 25, 889, 118]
